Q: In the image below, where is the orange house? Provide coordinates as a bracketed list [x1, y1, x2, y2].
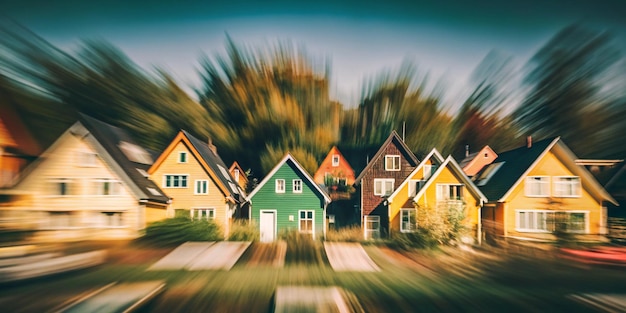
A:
[229, 161, 249, 192]
[477, 137, 617, 243]
[313, 146, 356, 189]
[459, 145, 497, 178]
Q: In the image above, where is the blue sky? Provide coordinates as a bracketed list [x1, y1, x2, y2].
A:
[3, 0, 626, 106]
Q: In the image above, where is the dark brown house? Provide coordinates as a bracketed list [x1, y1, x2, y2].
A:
[354, 131, 419, 239]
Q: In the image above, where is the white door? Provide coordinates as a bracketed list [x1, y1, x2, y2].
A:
[260, 211, 276, 242]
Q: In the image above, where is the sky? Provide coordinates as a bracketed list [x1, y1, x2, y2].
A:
[3, 0, 626, 106]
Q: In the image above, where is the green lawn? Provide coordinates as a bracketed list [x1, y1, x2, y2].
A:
[1, 241, 625, 312]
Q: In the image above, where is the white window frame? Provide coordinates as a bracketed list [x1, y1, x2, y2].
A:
[423, 164, 433, 179]
[408, 180, 425, 197]
[298, 210, 315, 237]
[332, 154, 340, 167]
[195, 179, 209, 195]
[100, 212, 125, 228]
[525, 176, 550, 197]
[293, 179, 303, 193]
[44, 211, 79, 229]
[400, 208, 417, 233]
[93, 178, 123, 196]
[163, 174, 189, 188]
[364, 215, 380, 239]
[178, 151, 188, 163]
[191, 208, 216, 221]
[385, 155, 401, 171]
[275, 179, 285, 193]
[564, 211, 589, 233]
[515, 210, 589, 234]
[553, 176, 581, 198]
[374, 178, 394, 196]
[436, 184, 464, 202]
[49, 178, 75, 196]
[233, 169, 240, 182]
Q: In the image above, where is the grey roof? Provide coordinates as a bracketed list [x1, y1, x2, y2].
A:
[476, 137, 557, 201]
[79, 114, 170, 204]
[182, 130, 246, 203]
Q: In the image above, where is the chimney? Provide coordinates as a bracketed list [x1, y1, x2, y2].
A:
[526, 136, 532, 148]
[465, 145, 470, 157]
[208, 138, 217, 155]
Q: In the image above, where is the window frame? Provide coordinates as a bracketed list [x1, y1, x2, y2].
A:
[275, 179, 285, 193]
[191, 208, 216, 221]
[293, 179, 303, 193]
[436, 183, 464, 202]
[332, 154, 340, 167]
[364, 215, 381, 239]
[373, 178, 395, 196]
[76, 151, 98, 167]
[553, 176, 581, 198]
[194, 179, 209, 195]
[400, 208, 417, 233]
[298, 210, 315, 237]
[525, 176, 550, 197]
[100, 212, 125, 228]
[385, 155, 401, 171]
[163, 174, 189, 188]
[93, 178, 123, 196]
[178, 151, 188, 163]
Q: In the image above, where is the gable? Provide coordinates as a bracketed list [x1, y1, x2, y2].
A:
[354, 131, 419, 184]
[313, 146, 356, 185]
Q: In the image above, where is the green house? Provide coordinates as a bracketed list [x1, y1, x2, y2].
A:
[248, 153, 331, 242]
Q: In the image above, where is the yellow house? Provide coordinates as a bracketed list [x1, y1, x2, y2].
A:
[148, 131, 247, 238]
[477, 137, 618, 243]
[387, 148, 487, 243]
[1, 115, 171, 241]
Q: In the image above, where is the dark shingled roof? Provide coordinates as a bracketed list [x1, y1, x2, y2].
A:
[477, 137, 558, 201]
[182, 130, 246, 203]
[79, 114, 170, 204]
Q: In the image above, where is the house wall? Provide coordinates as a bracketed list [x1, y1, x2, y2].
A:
[313, 147, 356, 186]
[150, 140, 231, 236]
[388, 159, 432, 232]
[410, 166, 482, 238]
[464, 147, 497, 177]
[14, 132, 144, 240]
[503, 151, 604, 240]
[251, 161, 325, 239]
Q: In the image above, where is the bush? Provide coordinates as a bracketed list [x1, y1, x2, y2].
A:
[279, 229, 325, 264]
[228, 220, 259, 241]
[326, 226, 363, 242]
[142, 216, 223, 246]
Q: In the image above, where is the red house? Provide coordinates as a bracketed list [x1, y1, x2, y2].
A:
[354, 131, 419, 239]
[313, 146, 356, 192]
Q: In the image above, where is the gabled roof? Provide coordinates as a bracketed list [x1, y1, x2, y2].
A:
[248, 153, 331, 203]
[229, 161, 248, 180]
[354, 131, 419, 184]
[459, 145, 497, 172]
[78, 114, 170, 204]
[412, 155, 487, 204]
[149, 130, 246, 204]
[0, 98, 40, 156]
[477, 136, 617, 205]
[314, 146, 355, 183]
[387, 148, 445, 203]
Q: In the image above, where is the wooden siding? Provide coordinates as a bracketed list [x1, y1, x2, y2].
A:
[149, 140, 231, 236]
[361, 141, 417, 217]
[14, 132, 144, 239]
[313, 146, 356, 186]
[250, 161, 325, 239]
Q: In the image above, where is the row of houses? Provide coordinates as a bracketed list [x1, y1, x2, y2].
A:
[0, 110, 623, 244]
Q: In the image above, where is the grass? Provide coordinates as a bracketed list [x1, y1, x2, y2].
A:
[2, 241, 626, 312]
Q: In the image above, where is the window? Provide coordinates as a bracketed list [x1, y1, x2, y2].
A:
[233, 169, 240, 182]
[364, 216, 380, 239]
[164, 175, 188, 188]
[515, 210, 588, 233]
[192, 208, 215, 220]
[408, 180, 425, 197]
[101, 212, 123, 227]
[50, 178, 74, 196]
[400, 209, 417, 232]
[553, 176, 581, 197]
[147, 187, 162, 196]
[516, 210, 549, 232]
[178, 152, 187, 163]
[332, 154, 340, 167]
[94, 179, 122, 195]
[136, 168, 149, 178]
[423, 164, 433, 179]
[46, 211, 76, 229]
[525, 176, 550, 197]
[385, 155, 401, 171]
[275, 179, 285, 193]
[77, 151, 97, 167]
[299, 210, 314, 236]
[436, 184, 464, 202]
[195, 180, 208, 194]
[293, 179, 302, 193]
[374, 178, 394, 196]
[118, 141, 153, 164]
